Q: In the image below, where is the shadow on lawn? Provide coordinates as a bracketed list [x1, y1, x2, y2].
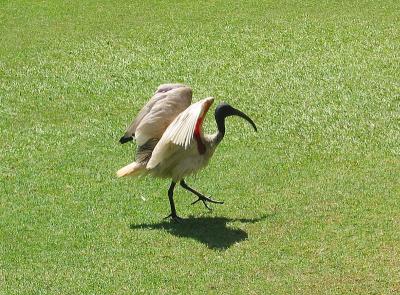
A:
[130, 215, 268, 250]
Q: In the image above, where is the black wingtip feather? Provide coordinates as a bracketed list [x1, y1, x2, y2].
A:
[119, 136, 133, 144]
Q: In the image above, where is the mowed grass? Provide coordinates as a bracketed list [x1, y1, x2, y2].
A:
[1, 0, 399, 293]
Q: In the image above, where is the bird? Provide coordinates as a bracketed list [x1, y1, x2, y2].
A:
[117, 83, 257, 221]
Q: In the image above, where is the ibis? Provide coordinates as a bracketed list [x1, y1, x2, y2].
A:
[117, 84, 257, 221]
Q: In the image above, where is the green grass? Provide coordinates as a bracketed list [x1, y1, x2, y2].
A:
[1, 0, 399, 294]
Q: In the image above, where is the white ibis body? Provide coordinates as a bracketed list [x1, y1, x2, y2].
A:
[117, 84, 257, 221]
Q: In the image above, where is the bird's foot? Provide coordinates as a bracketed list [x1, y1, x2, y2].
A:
[191, 195, 224, 210]
[164, 213, 183, 222]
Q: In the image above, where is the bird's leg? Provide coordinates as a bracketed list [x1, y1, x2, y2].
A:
[164, 181, 182, 222]
[179, 179, 224, 211]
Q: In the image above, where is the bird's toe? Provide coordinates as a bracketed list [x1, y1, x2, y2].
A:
[164, 213, 184, 222]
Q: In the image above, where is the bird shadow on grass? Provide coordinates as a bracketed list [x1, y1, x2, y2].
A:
[129, 215, 269, 250]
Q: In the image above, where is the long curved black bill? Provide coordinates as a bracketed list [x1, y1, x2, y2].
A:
[231, 107, 258, 132]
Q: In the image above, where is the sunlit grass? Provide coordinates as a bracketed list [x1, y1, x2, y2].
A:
[1, 1, 399, 294]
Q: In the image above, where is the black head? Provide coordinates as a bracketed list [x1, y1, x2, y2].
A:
[215, 102, 257, 134]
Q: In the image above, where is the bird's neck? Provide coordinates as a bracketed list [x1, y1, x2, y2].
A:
[202, 106, 228, 149]
[215, 111, 226, 144]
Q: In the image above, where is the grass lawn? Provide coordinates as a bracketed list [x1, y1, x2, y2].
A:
[1, 0, 399, 294]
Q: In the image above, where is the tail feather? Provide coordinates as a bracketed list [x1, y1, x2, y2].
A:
[116, 162, 146, 177]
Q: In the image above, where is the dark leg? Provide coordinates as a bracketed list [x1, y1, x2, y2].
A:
[164, 181, 182, 221]
[180, 179, 224, 210]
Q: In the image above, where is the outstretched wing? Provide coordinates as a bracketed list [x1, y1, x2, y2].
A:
[147, 97, 214, 169]
[120, 84, 192, 146]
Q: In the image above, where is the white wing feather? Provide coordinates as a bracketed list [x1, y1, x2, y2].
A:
[134, 87, 192, 146]
[165, 102, 203, 149]
[122, 84, 190, 143]
[146, 99, 210, 169]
